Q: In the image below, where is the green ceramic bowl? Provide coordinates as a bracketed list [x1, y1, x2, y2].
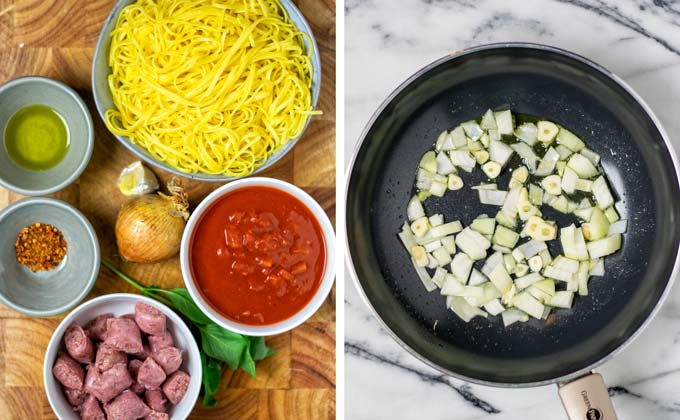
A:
[0, 76, 94, 196]
[0, 197, 100, 317]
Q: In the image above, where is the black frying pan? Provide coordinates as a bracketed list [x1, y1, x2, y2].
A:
[345, 43, 680, 418]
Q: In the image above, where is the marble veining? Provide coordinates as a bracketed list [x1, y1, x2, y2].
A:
[345, 1, 680, 419]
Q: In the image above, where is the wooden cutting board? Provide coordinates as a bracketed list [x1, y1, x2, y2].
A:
[0, 0, 336, 419]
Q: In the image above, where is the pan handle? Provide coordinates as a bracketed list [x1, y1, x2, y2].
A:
[557, 373, 617, 420]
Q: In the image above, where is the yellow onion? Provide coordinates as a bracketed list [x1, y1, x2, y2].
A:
[115, 180, 189, 263]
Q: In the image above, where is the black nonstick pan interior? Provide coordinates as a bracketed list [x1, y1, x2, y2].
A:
[346, 44, 680, 385]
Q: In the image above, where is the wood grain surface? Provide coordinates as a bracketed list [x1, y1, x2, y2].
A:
[0, 0, 336, 418]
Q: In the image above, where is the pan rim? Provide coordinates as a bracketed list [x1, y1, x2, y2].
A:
[344, 41, 680, 387]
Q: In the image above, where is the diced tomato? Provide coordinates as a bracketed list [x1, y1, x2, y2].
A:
[291, 262, 307, 275]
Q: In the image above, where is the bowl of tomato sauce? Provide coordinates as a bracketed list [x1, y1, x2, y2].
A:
[180, 178, 335, 336]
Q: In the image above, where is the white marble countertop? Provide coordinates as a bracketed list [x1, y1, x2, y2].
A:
[344, 1, 680, 419]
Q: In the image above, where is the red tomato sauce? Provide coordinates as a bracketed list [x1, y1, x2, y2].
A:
[190, 186, 326, 325]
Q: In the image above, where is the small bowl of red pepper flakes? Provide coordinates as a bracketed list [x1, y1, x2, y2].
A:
[0, 197, 100, 316]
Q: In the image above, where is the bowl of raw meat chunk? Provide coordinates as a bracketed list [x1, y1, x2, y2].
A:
[43, 293, 201, 420]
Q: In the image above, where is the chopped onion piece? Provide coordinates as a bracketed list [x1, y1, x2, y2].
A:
[501, 308, 529, 326]
[468, 268, 488, 286]
[481, 109, 497, 129]
[432, 247, 452, 266]
[489, 140, 514, 167]
[534, 147, 560, 176]
[461, 120, 483, 140]
[512, 292, 545, 319]
[494, 110, 515, 135]
[450, 126, 467, 149]
[488, 263, 513, 294]
[436, 131, 455, 152]
[411, 259, 437, 292]
[510, 143, 538, 171]
[514, 122, 538, 146]
[577, 261, 590, 296]
[589, 259, 605, 276]
[424, 240, 442, 253]
[560, 224, 590, 261]
[493, 225, 520, 248]
[470, 217, 496, 235]
[449, 297, 488, 322]
[493, 244, 513, 254]
[436, 152, 456, 175]
[419, 150, 437, 172]
[608, 220, 627, 235]
[555, 145, 574, 160]
[515, 272, 544, 290]
[547, 291, 574, 308]
[604, 206, 620, 223]
[517, 239, 547, 259]
[449, 150, 476, 172]
[556, 127, 585, 152]
[583, 207, 610, 241]
[429, 180, 447, 197]
[456, 228, 491, 260]
[575, 179, 593, 192]
[580, 148, 601, 165]
[407, 195, 425, 221]
[441, 236, 456, 254]
[450, 252, 474, 283]
[431, 267, 447, 288]
[567, 153, 598, 178]
[398, 223, 418, 252]
[561, 167, 578, 194]
[587, 234, 622, 259]
[479, 189, 507, 206]
[484, 299, 505, 316]
[592, 176, 614, 209]
[481, 251, 504, 277]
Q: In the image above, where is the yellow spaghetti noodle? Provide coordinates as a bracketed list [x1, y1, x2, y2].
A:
[105, 0, 317, 177]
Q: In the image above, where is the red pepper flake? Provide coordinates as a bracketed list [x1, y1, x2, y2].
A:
[15, 223, 67, 272]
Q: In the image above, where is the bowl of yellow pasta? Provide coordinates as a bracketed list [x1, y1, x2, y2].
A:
[92, 0, 321, 181]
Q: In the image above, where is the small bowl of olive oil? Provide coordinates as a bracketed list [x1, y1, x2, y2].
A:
[0, 77, 94, 196]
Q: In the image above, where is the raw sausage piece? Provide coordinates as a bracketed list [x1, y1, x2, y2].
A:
[84, 363, 134, 403]
[127, 359, 145, 394]
[64, 387, 88, 406]
[147, 332, 174, 354]
[104, 318, 144, 354]
[78, 395, 105, 420]
[53, 353, 84, 390]
[65, 323, 94, 364]
[144, 411, 169, 420]
[137, 357, 167, 390]
[85, 313, 114, 340]
[151, 347, 182, 375]
[134, 302, 167, 336]
[104, 390, 152, 420]
[95, 343, 127, 372]
[162, 370, 190, 405]
[143, 389, 167, 413]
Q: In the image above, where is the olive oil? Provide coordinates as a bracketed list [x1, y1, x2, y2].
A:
[4, 105, 69, 171]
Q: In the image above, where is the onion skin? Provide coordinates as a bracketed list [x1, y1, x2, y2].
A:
[115, 194, 187, 263]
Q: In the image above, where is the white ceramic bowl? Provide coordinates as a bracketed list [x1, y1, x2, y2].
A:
[180, 177, 336, 336]
[44, 293, 202, 420]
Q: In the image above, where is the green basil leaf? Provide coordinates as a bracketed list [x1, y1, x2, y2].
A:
[249, 336, 275, 361]
[200, 324, 248, 370]
[160, 288, 212, 326]
[239, 340, 256, 378]
[200, 353, 222, 407]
